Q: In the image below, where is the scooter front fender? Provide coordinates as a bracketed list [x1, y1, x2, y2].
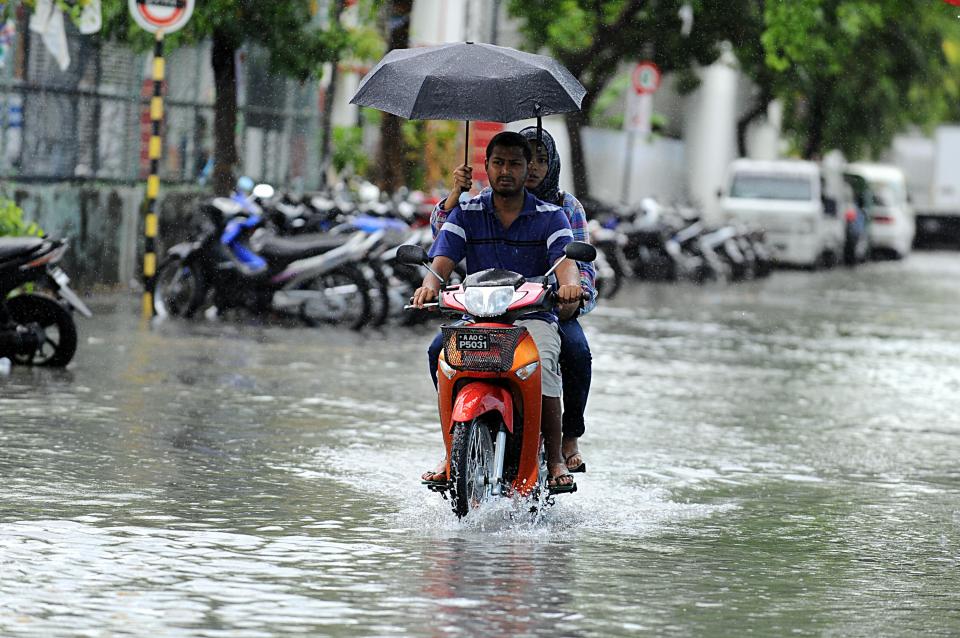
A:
[452, 382, 514, 434]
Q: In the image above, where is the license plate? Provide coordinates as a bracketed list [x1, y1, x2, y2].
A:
[457, 333, 490, 351]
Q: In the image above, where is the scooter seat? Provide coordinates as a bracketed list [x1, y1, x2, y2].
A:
[0, 237, 46, 263]
[256, 234, 350, 261]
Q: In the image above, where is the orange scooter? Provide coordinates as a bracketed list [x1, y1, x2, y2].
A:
[400, 242, 597, 518]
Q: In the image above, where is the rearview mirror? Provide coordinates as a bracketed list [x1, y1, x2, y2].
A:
[397, 244, 429, 265]
[564, 241, 597, 263]
[252, 183, 275, 199]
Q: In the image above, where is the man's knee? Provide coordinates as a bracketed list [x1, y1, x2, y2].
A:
[428, 332, 444, 358]
[560, 325, 591, 364]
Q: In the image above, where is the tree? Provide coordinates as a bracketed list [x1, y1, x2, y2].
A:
[735, 0, 960, 159]
[102, 1, 350, 194]
[375, 0, 412, 194]
[507, 0, 748, 199]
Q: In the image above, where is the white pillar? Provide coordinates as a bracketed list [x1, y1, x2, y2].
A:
[746, 99, 783, 160]
[684, 46, 739, 225]
[410, 0, 466, 45]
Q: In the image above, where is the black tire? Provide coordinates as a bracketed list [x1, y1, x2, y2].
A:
[362, 260, 392, 328]
[299, 264, 371, 330]
[449, 417, 495, 519]
[154, 257, 206, 318]
[6, 293, 77, 367]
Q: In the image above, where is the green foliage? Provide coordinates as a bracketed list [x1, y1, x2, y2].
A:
[746, 0, 960, 159]
[331, 126, 368, 176]
[0, 198, 43, 237]
[102, 0, 349, 82]
[508, 0, 743, 92]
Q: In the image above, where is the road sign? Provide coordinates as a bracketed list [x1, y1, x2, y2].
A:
[128, 0, 195, 34]
[631, 61, 661, 95]
[624, 89, 653, 135]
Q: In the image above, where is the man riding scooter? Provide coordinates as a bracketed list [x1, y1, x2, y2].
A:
[412, 131, 582, 492]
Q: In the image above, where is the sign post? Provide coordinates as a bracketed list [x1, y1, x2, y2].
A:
[621, 61, 661, 204]
[128, 0, 194, 318]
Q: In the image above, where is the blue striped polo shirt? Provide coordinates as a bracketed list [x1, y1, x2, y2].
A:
[428, 189, 573, 279]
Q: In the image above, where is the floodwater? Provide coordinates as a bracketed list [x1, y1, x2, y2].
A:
[2, 252, 960, 637]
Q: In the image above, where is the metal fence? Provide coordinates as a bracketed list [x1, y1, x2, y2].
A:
[0, 17, 321, 188]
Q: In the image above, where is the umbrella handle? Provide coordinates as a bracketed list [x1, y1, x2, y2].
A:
[462, 120, 471, 190]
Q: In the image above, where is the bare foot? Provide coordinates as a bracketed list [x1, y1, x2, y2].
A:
[547, 462, 575, 488]
[421, 457, 447, 482]
[562, 436, 584, 471]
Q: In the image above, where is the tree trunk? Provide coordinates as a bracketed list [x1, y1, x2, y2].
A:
[211, 29, 240, 196]
[318, 0, 346, 187]
[564, 109, 590, 200]
[803, 87, 828, 160]
[376, 0, 412, 194]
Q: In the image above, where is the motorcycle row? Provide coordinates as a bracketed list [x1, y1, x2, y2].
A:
[154, 181, 774, 331]
[587, 196, 773, 298]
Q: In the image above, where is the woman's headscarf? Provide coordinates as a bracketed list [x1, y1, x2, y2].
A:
[519, 126, 561, 204]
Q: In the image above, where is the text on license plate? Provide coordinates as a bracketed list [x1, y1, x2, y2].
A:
[457, 333, 490, 351]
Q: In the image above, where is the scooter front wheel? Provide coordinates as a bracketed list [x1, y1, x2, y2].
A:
[449, 417, 495, 519]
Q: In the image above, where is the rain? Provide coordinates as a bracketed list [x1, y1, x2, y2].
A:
[2, 1, 960, 636]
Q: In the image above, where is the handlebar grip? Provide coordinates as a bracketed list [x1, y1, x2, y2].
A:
[550, 290, 591, 303]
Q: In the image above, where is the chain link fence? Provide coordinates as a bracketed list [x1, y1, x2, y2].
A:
[0, 16, 321, 189]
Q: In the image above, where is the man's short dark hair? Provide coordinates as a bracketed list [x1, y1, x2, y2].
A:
[486, 131, 532, 162]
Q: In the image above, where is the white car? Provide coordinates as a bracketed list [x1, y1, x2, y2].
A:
[845, 163, 914, 258]
[719, 159, 845, 268]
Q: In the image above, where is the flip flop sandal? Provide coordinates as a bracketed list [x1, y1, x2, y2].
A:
[548, 473, 578, 495]
[421, 471, 448, 485]
[565, 452, 586, 474]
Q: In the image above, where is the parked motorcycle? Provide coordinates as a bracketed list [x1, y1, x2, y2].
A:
[399, 241, 596, 519]
[0, 236, 91, 367]
[153, 195, 372, 329]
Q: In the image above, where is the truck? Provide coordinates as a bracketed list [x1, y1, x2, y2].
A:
[886, 125, 960, 245]
[718, 159, 847, 268]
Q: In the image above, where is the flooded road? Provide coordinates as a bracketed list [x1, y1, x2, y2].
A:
[3, 252, 960, 637]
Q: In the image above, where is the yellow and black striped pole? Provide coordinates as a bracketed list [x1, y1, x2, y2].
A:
[142, 30, 165, 318]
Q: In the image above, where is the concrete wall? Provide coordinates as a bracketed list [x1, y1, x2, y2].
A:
[8, 183, 207, 290]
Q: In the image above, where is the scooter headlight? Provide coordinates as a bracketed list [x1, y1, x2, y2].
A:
[463, 286, 515, 317]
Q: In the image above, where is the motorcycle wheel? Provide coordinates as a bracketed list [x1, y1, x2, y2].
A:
[299, 264, 371, 330]
[154, 257, 206, 318]
[6, 293, 77, 367]
[449, 417, 495, 519]
[362, 260, 392, 328]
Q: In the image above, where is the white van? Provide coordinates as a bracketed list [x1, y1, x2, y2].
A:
[845, 163, 914, 258]
[719, 159, 845, 268]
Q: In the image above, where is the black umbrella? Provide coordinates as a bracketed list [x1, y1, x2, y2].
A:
[350, 41, 586, 164]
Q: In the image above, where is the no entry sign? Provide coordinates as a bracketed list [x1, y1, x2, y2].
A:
[128, 0, 194, 34]
[631, 61, 661, 95]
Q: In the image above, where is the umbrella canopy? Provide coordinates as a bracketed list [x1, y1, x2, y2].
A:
[349, 41, 586, 123]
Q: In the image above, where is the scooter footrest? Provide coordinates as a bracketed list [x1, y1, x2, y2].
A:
[548, 483, 577, 496]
